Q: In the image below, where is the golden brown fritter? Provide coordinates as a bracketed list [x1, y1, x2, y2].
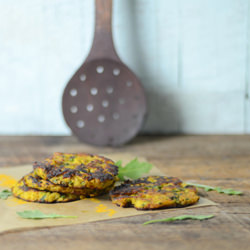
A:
[33, 153, 118, 191]
[23, 171, 112, 197]
[109, 176, 199, 210]
[12, 178, 79, 203]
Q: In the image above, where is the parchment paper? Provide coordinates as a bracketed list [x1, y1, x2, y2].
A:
[0, 153, 216, 233]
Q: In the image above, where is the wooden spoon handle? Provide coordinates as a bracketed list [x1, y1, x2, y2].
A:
[95, 0, 112, 34]
[87, 0, 119, 62]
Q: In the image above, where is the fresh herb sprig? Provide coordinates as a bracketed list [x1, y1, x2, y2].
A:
[187, 183, 242, 195]
[143, 214, 214, 225]
[116, 158, 153, 181]
[0, 189, 12, 200]
[17, 210, 77, 219]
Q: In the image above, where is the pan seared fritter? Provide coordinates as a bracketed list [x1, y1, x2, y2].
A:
[12, 178, 80, 203]
[23, 171, 112, 197]
[33, 153, 118, 190]
[109, 176, 199, 210]
[12, 152, 119, 203]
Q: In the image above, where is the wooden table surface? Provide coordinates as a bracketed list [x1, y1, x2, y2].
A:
[0, 135, 249, 250]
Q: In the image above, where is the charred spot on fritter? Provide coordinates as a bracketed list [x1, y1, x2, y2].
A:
[109, 176, 199, 210]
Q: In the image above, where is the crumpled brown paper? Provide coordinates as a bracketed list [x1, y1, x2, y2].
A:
[0, 153, 216, 233]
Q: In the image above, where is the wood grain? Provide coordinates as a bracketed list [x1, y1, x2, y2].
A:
[0, 135, 249, 250]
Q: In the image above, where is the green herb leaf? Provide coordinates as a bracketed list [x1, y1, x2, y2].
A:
[143, 214, 214, 225]
[0, 189, 12, 200]
[115, 160, 123, 168]
[17, 210, 77, 219]
[116, 158, 153, 181]
[187, 183, 243, 195]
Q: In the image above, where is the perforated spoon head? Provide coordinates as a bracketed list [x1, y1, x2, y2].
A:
[62, 59, 146, 146]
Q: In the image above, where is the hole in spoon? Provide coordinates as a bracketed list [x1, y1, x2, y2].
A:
[126, 81, 132, 87]
[102, 100, 109, 108]
[96, 66, 104, 74]
[70, 88, 77, 97]
[79, 74, 86, 82]
[113, 113, 120, 120]
[113, 68, 120, 76]
[98, 115, 105, 123]
[106, 86, 113, 94]
[76, 120, 85, 128]
[86, 104, 94, 112]
[70, 106, 78, 113]
[90, 88, 98, 95]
